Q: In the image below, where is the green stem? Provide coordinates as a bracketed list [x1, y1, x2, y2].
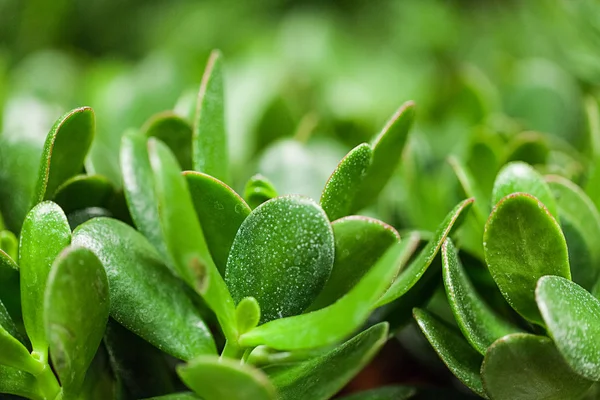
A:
[35, 364, 61, 400]
[221, 340, 245, 360]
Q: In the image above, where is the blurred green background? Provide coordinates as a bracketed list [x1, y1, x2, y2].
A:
[1, 0, 599, 234]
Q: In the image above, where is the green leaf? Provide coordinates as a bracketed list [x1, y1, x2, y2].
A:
[225, 196, 334, 324]
[32, 107, 95, 204]
[536, 276, 600, 381]
[505, 131, 550, 166]
[0, 365, 43, 400]
[0, 229, 18, 260]
[351, 101, 415, 212]
[546, 175, 600, 291]
[19, 201, 71, 358]
[0, 306, 41, 374]
[44, 246, 109, 396]
[53, 174, 114, 214]
[0, 297, 24, 344]
[238, 240, 411, 350]
[236, 297, 261, 335]
[192, 50, 229, 183]
[142, 111, 193, 170]
[244, 174, 278, 209]
[148, 138, 237, 340]
[0, 249, 21, 324]
[448, 156, 489, 225]
[72, 217, 216, 360]
[336, 386, 416, 400]
[309, 216, 402, 311]
[442, 239, 519, 355]
[482, 333, 592, 400]
[484, 193, 571, 325]
[320, 143, 372, 221]
[268, 322, 389, 400]
[185, 171, 251, 276]
[491, 161, 558, 220]
[178, 355, 276, 400]
[413, 308, 487, 398]
[375, 198, 474, 307]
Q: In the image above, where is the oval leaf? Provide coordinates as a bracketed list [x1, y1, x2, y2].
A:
[536, 276, 600, 381]
[53, 174, 114, 215]
[482, 334, 592, 400]
[72, 217, 216, 360]
[44, 246, 109, 396]
[225, 196, 334, 324]
[142, 111, 193, 170]
[236, 297, 261, 335]
[484, 193, 571, 325]
[320, 143, 372, 221]
[244, 174, 278, 209]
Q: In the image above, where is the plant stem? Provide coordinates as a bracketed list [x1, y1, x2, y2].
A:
[221, 340, 245, 360]
[35, 364, 61, 400]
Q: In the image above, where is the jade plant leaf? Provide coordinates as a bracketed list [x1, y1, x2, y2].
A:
[268, 322, 389, 400]
[141, 111, 193, 170]
[536, 276, 600, 381]
[375, 198, 474, 307]
[484, 193, 571, 325]
[236, 297, 261, 335]
[225, 196, 334, 324]
[0, 311, 41, 374]
[320, 143, 372, 221]
[238, 240, 410, 350]
[0, 249, 21, 323]
[44, 246, 109, 396]
[448, 156, 489, 224]
[442, 239, 519, 355]
[0, 298, 23, 344]
[148, 138, 237, 340]
[491, 161, 558, 220]
[244, 174, 278, 209]
[309, 216, 403, 311]
[32, 107, 95, 204]
[0, 365, 43, 400]
[351, 101, 415, 212]
[53, 174, 114, 214]
[337, 386, 416, 400]
[72, 217, 216, 360]
[546, 175, 600, 291]
[193, 50, 229, 183]
[178, 355, 275, 400]
[413, 308, 487, 398]
[0, 229, 18, 260]
[481, 334, 592, 400]
[19, 201, 71, 358]
[185, 171, 251, 276]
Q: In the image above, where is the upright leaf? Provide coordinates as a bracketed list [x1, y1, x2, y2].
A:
[192, 50, 229, 183]
[32, 107, 95, 204]
[142, 111, 193, 170]
[19, 201, 71, 359]
[484, 193, 570, 325]
[225, 196, 334, 324]
[44, 246, 109, 396]
[244, 174, 278, 209]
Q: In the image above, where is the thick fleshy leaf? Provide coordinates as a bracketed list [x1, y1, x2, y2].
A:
[236, 297, 261, 335]
[482, 334, 592, 400]
[0, 249, 21, 323]
[337, 386, 416, 400]
[185, 171, 251, 276]
[491, 161, 558, 220]
[505, 131, 550, 166]
[448, 156, 489, 224]
[0, 296, 23, 343]
[19, 201, 71, 358]
[72, 217, 216, 360]
[44, 246, 109, 396]
[178, 356, 276, 400]
[148, 138, 237, 340]
[442, 239, 519, 355]
[0, 230, 18, 260]
[192, 50, 229, 183]
[226, 196, 334, 324]
[375, 198, 474, 307]
[32, 107, 95, 204]
[244, 174, 278, 209]
[309, 216, 403, 311]
[351, 101, 415, 212]
[320, 143, 372, 221]
[0, 307, 41, 374]
[413, 308, 487, 398]
[0, 365, 43, 400]
[238, 241, 410, 350]
[536, 276, 600, 381]
[484, 193, 570, 325]
[546, 175, 600, 291]
[53, 174, 114, 214]
[268, 322, 388, 400]
[142, 111, 193, 170]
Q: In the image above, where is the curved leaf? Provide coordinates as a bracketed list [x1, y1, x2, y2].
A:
[0, 230, 18, 260]
[0, 365, 43, 400]
[244, 174, 278, 209]
[0, 310, 41, 374]
[226, 196, 334, 324]
[484, 193, 570, 325]
[53, 174, 114, 214]
[236, 297, 261, 335]
[142, 111, 193, 170]
[0, 249, 21, 323]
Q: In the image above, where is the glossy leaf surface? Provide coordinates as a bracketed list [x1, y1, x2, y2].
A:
[72, 218, 216, 360]
[142, 111, 193, 170]
[19, 201, 71, 357]
[53, 174, 114, 214]
[482, 334, 592, 400]
[484, 193, 570, 325]
[178, 356, 275, 400]
[236, 297, 261, 334]
[226, 196, 334, 324]
[537, 276, 600, 381]
[0, 365, 42, 400]
[244, 174, 278, 209]
[44, 246, 109, 395]
[413, 308, 487, 398]
[321, 143, 372, 221]
[185, 171, 251, 276]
